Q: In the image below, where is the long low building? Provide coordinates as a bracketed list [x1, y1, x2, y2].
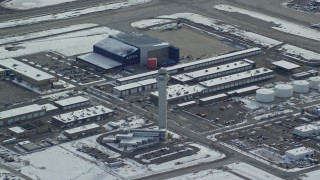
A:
[53, 96, 90, 110]
[285, 147, 314, 161]
[52, 105, 113, 127]
[199, 94, 228, 105]
[64, 123, 102, 139]
[0, 59, 57, 88]
[200, 68, 273, 94]
[0, 104, 46, 126]
[171, 59, 255, 83]
[116, 48, 262, 85]
[113, 79, 157, 97]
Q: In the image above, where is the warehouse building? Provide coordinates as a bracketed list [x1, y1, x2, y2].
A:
[116, 47, 261, 85]
[200, 68, 273, 94]
[113, 79, 157, 97]
[0, 59, 57, 88]
[52, 105, 113, 127]
[171, 59, 255, 83]
[293, 122, 320, 137]
[176, 101, 197, 109]
[226, 85, 260, 96]
[63, 123, 102, 139]
[53, 96, 90, 110]
[7, 121, 50, 139]
[77, 32, 179, 72]
[286, 147, 314, 161]
[199, 94, 228, 105]
[0, 104, 46, 126]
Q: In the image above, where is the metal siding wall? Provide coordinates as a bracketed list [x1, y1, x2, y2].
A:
[169, 46, 180, 62]
[93, 46, 126, 63]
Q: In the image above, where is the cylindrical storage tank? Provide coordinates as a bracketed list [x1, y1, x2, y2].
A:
[256, 89, 275, 103]
[293, 80, 309, 93]
[309, 76, 320, 89]
[147, 57, 158, 70]
[275, 84, 293, 98]
[318, 84, 320, 93]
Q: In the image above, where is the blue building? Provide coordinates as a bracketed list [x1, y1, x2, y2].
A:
[76, 32, 180, 72]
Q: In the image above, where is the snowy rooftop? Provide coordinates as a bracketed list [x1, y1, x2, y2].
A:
[200, 93, 228, 102]
[294, 124, 319, 132]
[227, 85, 260, 94]
[113, 33, 169, 48]
[77, 53, 122, 70]
[95, 37, 138, 57]
[151, 84, 206, 100]
[64, 123, 100, 135]
[0, 104, 43, 120]
[177, 101, 197, 107]
[52, 105, 113, 123]
[117, 48, 261, 83]
[0, 59, 55, 81]
[54, 96, 89, 107]
[114, 78, 157, 91]
[8, 126, 25, 134]
[41, 104, 58, 112]
[119, 136, 154, 145]
[286, 147, 314, 156]
[272, 60, 300, 70]
[171, 60, 253, 82]
[199, 68, 272, 87]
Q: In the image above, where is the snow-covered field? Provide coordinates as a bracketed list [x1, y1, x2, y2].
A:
[1, 0, 77, 10]
[167, 169, 243, 180]
[0, 0, 152, 29]
[225, 162, 283, 180]
[131, 13, 282, 48]
[0, 25, 120, 59]
[301, 169, 320, 180]
[278, 44, 320, 61]
[18, 146, 118, 180]
[214, 4, 320, 42]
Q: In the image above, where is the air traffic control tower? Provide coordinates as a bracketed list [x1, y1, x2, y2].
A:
[157, 68, 170, 130]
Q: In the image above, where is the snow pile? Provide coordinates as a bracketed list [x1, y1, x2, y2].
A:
[225, 162, 283, 180]
[1, 0, 77, 10]
[278, 44, 320, 61]
[19, 146, 118, 180]
[167, 169, 243, 180]
[214, 4, 320, 42]
[0, 0, 152, 29]
[131, 19, 173, 29]
[131, 13, 282, 48]
[0, 25, 120, 59]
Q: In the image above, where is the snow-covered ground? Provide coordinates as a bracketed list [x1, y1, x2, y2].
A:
[1, 0, 77, 10]
[301, 169, 320, 180]
[225, 162, 283, 180]
[278, 44, 320, 61]
[0, 25, 120, 59]
[18, 145, 118, 180]
[131, 13, 282, 48]
[116, 143, 225, 179]
[166, 169, 244, 180]
[214, 4, 320, 42]
[0, 168, 24, 180]
[0, 0, 152, 29]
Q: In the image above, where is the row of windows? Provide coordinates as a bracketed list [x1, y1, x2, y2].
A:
[197, 65, 252, 81]
[62, 101, 90, 110]
[6, 111, 46, 125]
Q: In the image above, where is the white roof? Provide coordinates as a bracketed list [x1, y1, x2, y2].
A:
[0, 59, 55, 81]
[227, 85, 260, 94]
[286, 147, 314, 155]
[41, 104, 58, 112]
[113, 78, 157, 91]
[78, 53, 122, 70]
[54, 96, 89, 107]
[177, 101, 197, 107]
[64, 123, 100, 134]
[200, 93, 228, 102]
[272, 60, 300, 70]
[199, 68, 273, 87]
[117, 48, 261, 83]
[8, 126, 25, 133]
[294, 124, 318, 132]
[171, 60, 252, 82]
[52, 105, 113, 124]
[0, 104, 44, 120]
[151, 84, 206, 100]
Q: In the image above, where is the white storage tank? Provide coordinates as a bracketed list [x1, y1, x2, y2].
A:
[318, 84, 320, 93]
[275, 84, 293, 98]
[256, 88, 275, 103]
[293, 80, 309, 93]
[309, 76, 320, 89]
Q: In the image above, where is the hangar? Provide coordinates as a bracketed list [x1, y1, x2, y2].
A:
[76, 32, 180, 72]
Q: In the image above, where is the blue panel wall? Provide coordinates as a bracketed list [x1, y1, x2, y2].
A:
[93, 46, 140, 65]
[169, 46, 180, 62]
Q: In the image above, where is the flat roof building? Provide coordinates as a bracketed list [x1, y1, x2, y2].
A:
[0, 59, 56, 87]
[199, 93, 228, 105]
[64, 123, 101, 139]
[272, 60, 300, 71]
[53, 96, 90, 110]
[52, 105, 113, 127]
[7, 121, 50, 139]
[286, 147, 314, 161]
[0, 104, 46, 126]
[113, 78, 157, 97]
